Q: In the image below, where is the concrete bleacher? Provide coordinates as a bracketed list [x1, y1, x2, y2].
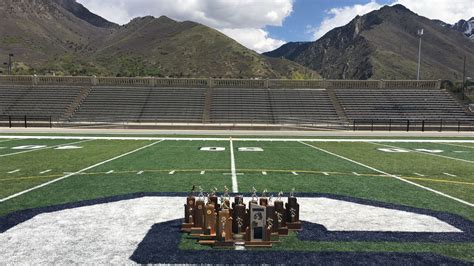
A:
[70, 87, 206, 123]
[335, 89, 470, 121]
[210, 88, 340, 124]
[0, 87, 81, 118]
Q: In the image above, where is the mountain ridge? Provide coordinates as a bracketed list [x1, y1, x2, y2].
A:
[265, 4, 474, 80]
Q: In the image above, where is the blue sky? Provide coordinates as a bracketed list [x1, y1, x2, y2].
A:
[266, 0, 392, 42]
[78, 0, 473, 53]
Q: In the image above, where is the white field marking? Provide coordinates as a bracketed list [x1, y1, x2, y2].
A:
[414, 173, 425, 177]
[1, 135, 474, 143]
[443, 173, 457, 177]
[440, 142, 474, 149]
[229, 139, 238, 193]
[323, 172, 329, 176]
[262, 171, 267, 175]
[40, 169, 52, 174]
[0, 140, 164, 203]
[8, 169, 20, 174]
[223, 173, 244, 176]
[137, 171, 144, 175]
[352, 172, 361, 176]
[369, 142, 474, 164]
[0, 139, 93, 158]
[200, 171, 205, 175]
[168, 170, 175, 175]
[106, 170, 114, 175]
[454, 151, 468, 153]
[300, 141, 474, 207]
[292, 172, 299, 176]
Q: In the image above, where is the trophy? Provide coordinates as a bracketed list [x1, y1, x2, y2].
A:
[274, 191, 288, 235]
[181, 185, 197, 232]
[259, 189, 269, 206]
[285, 187, 301, 230]
[250, 187, 258, 204]
[190, 187, 206, 236]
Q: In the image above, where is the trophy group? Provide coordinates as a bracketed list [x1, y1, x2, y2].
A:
[181, 186, 302, 248]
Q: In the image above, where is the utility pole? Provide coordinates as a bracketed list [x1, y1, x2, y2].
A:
[8, 53, 14, 75]
[417, 29, 424, 80]
[462, 55, 466, 100]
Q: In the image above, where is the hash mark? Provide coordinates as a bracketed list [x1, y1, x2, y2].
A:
[292, 172, 298, 176]
[262, 171, 267, 175]
[169, 170, 176, 175]
[352, 172, 361, 176]
[106, 170, 114, 174]
[200, 171, 205, 175]
[40, 169, 52, 174]
[8, 169, 20, 174]
[323, 172, 329, 176]
[137, 171, 144, 175]
[443, 173, 457, 177]
[414, 173, 425, 177]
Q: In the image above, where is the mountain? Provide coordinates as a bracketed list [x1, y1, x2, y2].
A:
[265, 5, 474, 80]
[449, 18, 474, 40]
[0, 0, 317, 78]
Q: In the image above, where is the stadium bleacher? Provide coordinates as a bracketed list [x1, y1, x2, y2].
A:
[335, 89, 471, 121]
[0, 84, 472, 127]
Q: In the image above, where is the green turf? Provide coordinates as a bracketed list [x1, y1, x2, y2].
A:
[0, 137, 473, 262]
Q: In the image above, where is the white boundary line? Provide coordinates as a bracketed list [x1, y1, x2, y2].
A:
[369, 142, 474, 164]
[0, 140, 164, 203]
[229, 138, 239, 193]
[299, 141, 473, 207]
[0, 135, 473, 143]
[0, 139, 93, 158]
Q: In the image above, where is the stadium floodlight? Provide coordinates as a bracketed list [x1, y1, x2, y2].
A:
[417, 29, 423, 81]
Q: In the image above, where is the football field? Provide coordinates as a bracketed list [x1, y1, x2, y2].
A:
[0, 135, 473, 263]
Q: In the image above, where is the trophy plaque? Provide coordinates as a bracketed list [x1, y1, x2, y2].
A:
[274, 192, 288, 235]
[181, 186, 197, 232]
[285, 188, 302, 230]
[182, 186, 299, 248]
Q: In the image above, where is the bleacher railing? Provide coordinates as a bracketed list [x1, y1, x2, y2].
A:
[0, 75, 442, 89]
[352, 119, 474, 132]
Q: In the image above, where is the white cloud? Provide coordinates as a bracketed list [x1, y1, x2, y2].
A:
[394, 0, 474, 24]
[310, 0, 474, 41]
[76, 0, 293, 53]
[310, 1, 383, 40]
[220, 28, 286, 53]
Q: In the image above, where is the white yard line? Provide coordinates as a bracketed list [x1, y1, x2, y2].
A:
[0, 140, 164, 203]
[443, 173, 457, 177]
[440, 142, 474, 149]
[1, 135, 474, 143]
[368, 142, 474, 164]
[0, 139, 93, 158]
[40, 170, 52, 174]
[299, 141, 474, 207]
[229, 139, 238, 193]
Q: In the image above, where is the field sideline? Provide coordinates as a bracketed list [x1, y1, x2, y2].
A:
[0, 134, 473, 262]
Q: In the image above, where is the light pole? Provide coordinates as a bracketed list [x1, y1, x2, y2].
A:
[8, 53, 14, 75]
[417, 29, 423, 80]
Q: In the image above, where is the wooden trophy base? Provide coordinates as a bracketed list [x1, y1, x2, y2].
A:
[287, 222, 302, 231]
[278, 227, 289, 236]
[198, 234, 216, 240]
[213, 241, 236, 248]
[190, 227, 204, 237]
[244, 241, 272, 248]
[181, 223, 193, 232]
[198, 240, 216, 246]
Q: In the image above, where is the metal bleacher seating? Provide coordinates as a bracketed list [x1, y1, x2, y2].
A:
[335, 89, 470, 121]
[209, 88, 340, 124]
[0, 87, 81, 118]
[70, 87, 206, 123]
